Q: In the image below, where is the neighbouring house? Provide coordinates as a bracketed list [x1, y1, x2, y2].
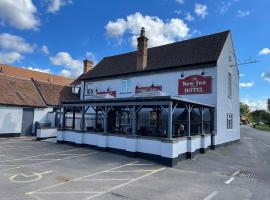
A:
[0, 64, 78, 137]
[57, 28, 239, 166]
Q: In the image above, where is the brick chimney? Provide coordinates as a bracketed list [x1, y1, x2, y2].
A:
[83, 59, 93, 73]
[137, 27, 148, 71]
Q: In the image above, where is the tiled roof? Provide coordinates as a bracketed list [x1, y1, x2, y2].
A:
[32, 79, 80, 106]
[0, 75, 78, 107]
[0, 75, 45, 107]
[78, 31, 229, 81]
[0, 64, 73, 85]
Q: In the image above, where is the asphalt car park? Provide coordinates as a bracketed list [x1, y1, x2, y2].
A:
[0, 126, 270, 200]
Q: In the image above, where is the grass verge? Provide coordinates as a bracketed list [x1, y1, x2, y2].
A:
[254, 124, 270, 132]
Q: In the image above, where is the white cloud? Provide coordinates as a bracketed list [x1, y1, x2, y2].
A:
[85, 51, 97, 64]
[0, 51, 23, 64]
[242, 98, 267, 111]
[239, 74, 245, 77]
[194, 3, 208, 19]
[262, 71, 270, 82]
[47, 0, 72, 13]
[236, 10, 250, 18]
[0, 33, 35, 53]
[218, 1, 232, 14]
[23, 66, 52, 74]
[0, 0, 39, 30]
[185, 13, 194, 22]
[105, 12, 190, 48]
[258, 48, 270, 56]
[239, 81, 254, 88]
[175, 0, 184, 4]
[174, 9, 182, 15]
[41, 45, 49, 55]
[49, 52, 82, 78]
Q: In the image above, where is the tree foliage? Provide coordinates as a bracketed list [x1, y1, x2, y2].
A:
[240, 102, 250, 117]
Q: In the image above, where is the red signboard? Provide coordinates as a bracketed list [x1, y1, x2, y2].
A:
[96, 91, 116, 97]
[178, 75, 212, 95]
[135, 85, 162, 94]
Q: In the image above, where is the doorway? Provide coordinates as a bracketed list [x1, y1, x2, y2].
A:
[21, 108, 34, 136]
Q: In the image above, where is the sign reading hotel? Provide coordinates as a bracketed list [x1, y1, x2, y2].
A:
[178, 75, 212, 95]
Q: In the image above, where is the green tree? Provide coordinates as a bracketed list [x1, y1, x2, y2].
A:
[267, 98, 270, 111]
[240, 102, 250, 117]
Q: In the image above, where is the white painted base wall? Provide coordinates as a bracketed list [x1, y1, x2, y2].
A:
[57, 131, 212, 159]
[37, 128, 58, 139]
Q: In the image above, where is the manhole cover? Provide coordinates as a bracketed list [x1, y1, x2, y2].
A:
[238, 170, 254, 178]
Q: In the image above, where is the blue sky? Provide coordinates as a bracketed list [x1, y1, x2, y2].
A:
[0, 0, 269, 110]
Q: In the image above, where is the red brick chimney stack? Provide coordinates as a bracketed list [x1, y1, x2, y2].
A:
[137, 27, 148, 71]
[83, 59, 93, 73]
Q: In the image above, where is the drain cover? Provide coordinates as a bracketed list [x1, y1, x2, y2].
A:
[238, 170, 254, 178]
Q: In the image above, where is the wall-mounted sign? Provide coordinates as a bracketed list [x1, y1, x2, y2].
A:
[96, 91, 116, 97]
[178, 75, 212, 95]
[135, 85, 162, 94]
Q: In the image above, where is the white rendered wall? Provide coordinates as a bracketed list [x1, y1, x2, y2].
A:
[83, 67, 217, 106]
[33, 107, 53, 133]
[216, 32, 240, 145]
[0, 106, 23, 134]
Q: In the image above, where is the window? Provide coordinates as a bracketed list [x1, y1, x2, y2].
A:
[228, 72, 232, 98]
[85, 83, 94, 95]
[121, 79, 132, 93]
[227, 114, 233, 130]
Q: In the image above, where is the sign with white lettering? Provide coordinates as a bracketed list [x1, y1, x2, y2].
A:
[178, 75, 212, 95]
[96, 91, 116, 97]
[135, 85, 162, 94]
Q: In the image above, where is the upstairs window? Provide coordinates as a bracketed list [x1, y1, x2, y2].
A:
[121, 79, 132, 93]
[85, 83, 94, 95]
[228, 72, 232, 98]
[227, 113, 233, 130]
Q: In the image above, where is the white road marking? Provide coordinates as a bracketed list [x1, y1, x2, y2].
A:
[224, 177, 235, 184]
[0, 148, 89, 163]
[108, 170, 156, 173]
[129, 163, 153, 166]
[0, 152, 97, 172]
[26, 161, 139, 195]
[84, 167, 166, 200]
[203, 191, 218, 200]
[224, 170, 239, 184]
[79, 178, 132, 181]
[231, 170, 240, 177]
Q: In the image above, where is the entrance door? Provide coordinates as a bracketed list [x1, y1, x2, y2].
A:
[21, 108, 34, 136]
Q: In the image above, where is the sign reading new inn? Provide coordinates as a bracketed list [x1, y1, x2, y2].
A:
[178, 75, 212, 95]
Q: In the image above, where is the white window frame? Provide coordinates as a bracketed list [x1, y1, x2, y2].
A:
[85, 83, 94, 95]
[121, 79, 132, 93]
[227, 113, 233, 130]
[228, 72, 232, 98]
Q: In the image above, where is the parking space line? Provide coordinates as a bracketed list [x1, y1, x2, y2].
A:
[79, 178, 132, 181]
[224, 170, 239, 184]
[203, 191, 218, 200]
[108, 170, 156, 173]
[224, 177, 235, 184]
[0, 148, 91, 163]
[26, 161, 139, 196]
[84, 167, 166, 200]
[1, 152, 97, 172]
